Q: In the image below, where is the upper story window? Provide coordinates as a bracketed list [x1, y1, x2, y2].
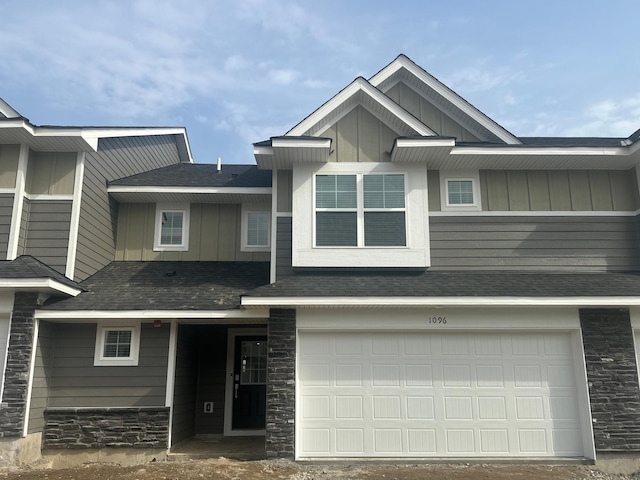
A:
[440, 171, 482, 211]
[315, 173, 406, 247]
[154, 203, 190, 251]
[241, 204, 271, 252]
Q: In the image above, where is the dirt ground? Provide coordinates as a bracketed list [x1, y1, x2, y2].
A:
[0, 458, 633, 480]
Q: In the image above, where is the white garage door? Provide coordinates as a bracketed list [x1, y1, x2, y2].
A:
[298, 331, 585, 458]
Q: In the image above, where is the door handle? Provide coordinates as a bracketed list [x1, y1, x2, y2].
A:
[234, 383, 239, 399]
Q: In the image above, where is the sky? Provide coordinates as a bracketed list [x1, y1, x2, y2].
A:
[1, 0, 640, 164]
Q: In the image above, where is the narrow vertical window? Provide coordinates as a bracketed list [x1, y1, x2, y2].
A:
[315, 174, 357, 246]
[247, 212, 270, 247]
[363, 174, 406, 246]
[160, 211, 184, 245]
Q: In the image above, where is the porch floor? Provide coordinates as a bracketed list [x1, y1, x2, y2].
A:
[168, 435, 266, 461]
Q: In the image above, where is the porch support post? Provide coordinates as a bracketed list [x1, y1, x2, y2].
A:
[265, 308, 296, 458]
[0, 292, 38, 437]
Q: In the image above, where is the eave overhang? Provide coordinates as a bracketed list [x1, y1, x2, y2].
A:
[108, 185, 272, 204]
[35, 308, 270, 320]
[253, 137, 332, 169]
[391, 137, 455, 163]
[241, 296, 640, 308]
[0, 120, 192, 163]
[0, 279, 82, 297]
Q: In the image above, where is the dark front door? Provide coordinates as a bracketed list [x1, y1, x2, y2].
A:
[232, 336, 267, 430]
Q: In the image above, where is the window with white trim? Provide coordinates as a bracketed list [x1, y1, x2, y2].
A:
[241, 205, 271, 252]
[94, 323, 141, 366]
[440, 171, 482, 211]
[315, 173, 406, 247]
[154, 204, 189, 251]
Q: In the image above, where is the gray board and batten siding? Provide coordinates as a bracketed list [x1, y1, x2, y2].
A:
[75, 135, 184, 282]
[31, 322, 169, 411]
[116, 203, 270, 262]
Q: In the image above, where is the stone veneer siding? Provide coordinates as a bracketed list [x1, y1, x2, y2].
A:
[265, 309, 296, 458]
[0, 292, 38, 438]
[43, 407, 170, 448]
[581, 308, 640, 451]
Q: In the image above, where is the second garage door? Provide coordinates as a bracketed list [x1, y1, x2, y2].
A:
[298, 331, 585, 458]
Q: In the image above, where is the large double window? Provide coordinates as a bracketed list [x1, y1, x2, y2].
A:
[315, 173, 406, 247]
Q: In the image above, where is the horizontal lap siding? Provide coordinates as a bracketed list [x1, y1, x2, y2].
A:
[430, 216, 640, 271]
[0, 194, 13, 258]
[75, 135, 182, 281]
[171, 325, 198, 445]
[276, 217, 292, 278]
[24, 200, 72, 273]
[47, 323, 170, 407]
[194, 326, 228, 435]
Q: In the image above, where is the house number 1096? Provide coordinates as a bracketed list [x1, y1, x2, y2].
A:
[428, 316, 447, 325]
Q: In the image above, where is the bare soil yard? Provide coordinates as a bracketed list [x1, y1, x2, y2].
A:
[0, 458, 635, 480]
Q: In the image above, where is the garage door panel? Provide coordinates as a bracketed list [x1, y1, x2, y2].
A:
[298, 331, 585, 458]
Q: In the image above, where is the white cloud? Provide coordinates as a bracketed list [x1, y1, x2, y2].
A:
[446, 66, 524, 93]
[269, 69, 300, 86]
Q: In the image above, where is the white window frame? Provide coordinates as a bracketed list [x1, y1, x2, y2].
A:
[93, 322, 141, 366]
[313, 173, 407, 248]
[440, 171, 482, 211]
[154, 203, 190, 251]
[241, 204, 271, 252]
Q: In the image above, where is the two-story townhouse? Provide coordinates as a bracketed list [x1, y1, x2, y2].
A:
[0, 99, 192, 464]
[4, 54, 640, 472]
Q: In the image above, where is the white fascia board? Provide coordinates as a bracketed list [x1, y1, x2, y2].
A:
[254, 145, 274, 156]
[271, 138, 331, 149]
[451, 145, 628, 156]
[370, 55, 521, 145]
[107, 185, 272, 195]
[242, 296, 640, 308]
[394, 138, 456, 148]
[0, 279, 82, 297]
[0, 98, 21, 118]
[35, 308, 270, 320]
[288, 77, 436, 137]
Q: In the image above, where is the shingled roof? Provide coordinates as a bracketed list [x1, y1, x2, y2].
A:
[108, 163, 271, 188]
[44, 261, 270, 311]
[0, 255, 83, 292]
[244, 269, 640, 299]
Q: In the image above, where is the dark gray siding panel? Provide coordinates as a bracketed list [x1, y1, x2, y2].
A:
[194, 326, 227, 435]
[28, 320, 53, 434]
[47, 322, 170, 407]
[24, 200, 71, 273]
[276, 217, 292, 278]
[430, 215, 640, 271]
[0, 193, 13, 258]
[171, 325, 198, 445]
[75, 135, 181, 281]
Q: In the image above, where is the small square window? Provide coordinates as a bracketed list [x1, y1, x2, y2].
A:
[154, 204, 189, 251]
[94, 323, 140, 366]
[440, 171, 482, 211]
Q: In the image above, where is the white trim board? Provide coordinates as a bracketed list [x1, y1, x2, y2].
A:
[6, 144, 27, 260]
[429, 210, 639, 217]
[242, 296, 640, 308]
[65, 152, 85, 280]
[108, 186, 272, 195]
[22, 318, 39, 438]
[0, 279, 81, 296]
[35, 309, 269, 320]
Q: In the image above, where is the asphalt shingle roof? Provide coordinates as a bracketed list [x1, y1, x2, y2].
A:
[0, 255, 83, 291]
[245, 270, 640, 298]
[44, 261, 270, 311]
[108, 163, 271, 188]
